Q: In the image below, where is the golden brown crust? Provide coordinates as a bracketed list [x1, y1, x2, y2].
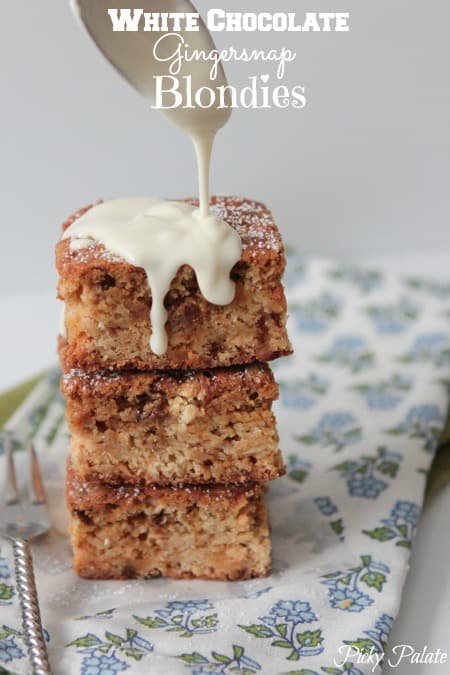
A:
[58, 336, 292, 374]
[56, 195, 292, 372]
[67, 463, 270, 581]
[66, 459, 261, 509]
[61, 362, 278, 402]
[58, 196, 286, 581]
[62, 363, 285, 485]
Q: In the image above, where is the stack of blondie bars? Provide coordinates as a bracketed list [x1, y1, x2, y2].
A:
[57, 196, 291, 580]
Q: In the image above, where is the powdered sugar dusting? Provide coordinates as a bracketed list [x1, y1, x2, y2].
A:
[62, 198, 242, 356]
[62, 364, 268, 397]
[60, 196, 281, 271]
[210, 195, 281, 253]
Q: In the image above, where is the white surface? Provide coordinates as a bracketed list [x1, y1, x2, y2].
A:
[1, 0, 450, 292]
[1, 252, 449, 667]
[385, 487, 450, 674]
[0, 290, 60, 391]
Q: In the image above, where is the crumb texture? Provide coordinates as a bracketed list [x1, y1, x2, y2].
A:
[58, 196, 290, 582]
[57, 196, 292, 371]
[62, 364, 284, 485]
[67, 464, 270, 580]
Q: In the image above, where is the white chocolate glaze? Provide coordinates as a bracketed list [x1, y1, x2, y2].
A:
[67, 3, 239, 353]
[63, 197, 242, 355]
[71, 1, 232, 217]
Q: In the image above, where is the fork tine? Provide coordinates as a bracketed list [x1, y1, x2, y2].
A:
[27, 441, 47, 505]
[5, 432, 20, 506]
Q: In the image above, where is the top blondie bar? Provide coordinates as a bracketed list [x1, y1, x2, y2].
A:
[57, 195, 292, 372]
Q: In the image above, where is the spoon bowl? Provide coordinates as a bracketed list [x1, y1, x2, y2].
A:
[70, 0, 231, 134]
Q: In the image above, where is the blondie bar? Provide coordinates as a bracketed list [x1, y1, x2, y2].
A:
[57, 196, 292, 371]
[67, 463, 270, 580]
[62, 363, 284, 485]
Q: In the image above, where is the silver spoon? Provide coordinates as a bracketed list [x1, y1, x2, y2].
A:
[70, 0, 231, 134]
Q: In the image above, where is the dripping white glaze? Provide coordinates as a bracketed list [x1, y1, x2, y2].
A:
[63, 198, 242, 355]
[71, 2, 232, 218]
[67, 3, 238, 354]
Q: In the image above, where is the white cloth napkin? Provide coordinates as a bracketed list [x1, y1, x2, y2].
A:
[1, 256, 449, 675]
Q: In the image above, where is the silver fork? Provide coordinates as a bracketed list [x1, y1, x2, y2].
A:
[1, 433, 52, 674]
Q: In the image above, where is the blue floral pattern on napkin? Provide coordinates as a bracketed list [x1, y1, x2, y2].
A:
[1, 256, 449, 674]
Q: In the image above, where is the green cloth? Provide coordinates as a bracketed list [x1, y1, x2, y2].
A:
[424, 411, 450, 500]
[0, 373, 449, 501]
[0, 374, 43, 428]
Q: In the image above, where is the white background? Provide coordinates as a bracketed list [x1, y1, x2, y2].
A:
[1, 2, 450, 672]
